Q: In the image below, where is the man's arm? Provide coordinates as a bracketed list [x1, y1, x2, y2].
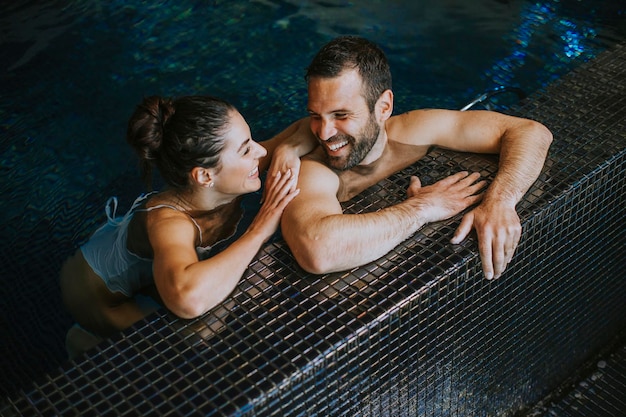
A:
[393, 109, 553, 279]
[450, 111, 552, 279]
[259, 118, 315, 177]
[281, 159, 485, 274]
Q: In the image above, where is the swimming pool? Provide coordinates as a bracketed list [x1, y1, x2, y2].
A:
[1, 0, 625, 398]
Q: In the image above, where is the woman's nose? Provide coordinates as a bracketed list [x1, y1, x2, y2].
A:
[255, 142, 267, 158]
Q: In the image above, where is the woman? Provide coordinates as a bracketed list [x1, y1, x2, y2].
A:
[60, 95, 312, 356]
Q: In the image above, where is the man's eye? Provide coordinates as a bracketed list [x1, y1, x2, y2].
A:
[335, 113, 348, 119]
[243, 146, 251, 155]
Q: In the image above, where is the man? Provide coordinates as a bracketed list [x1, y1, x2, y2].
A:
[279, 36, 552, 280]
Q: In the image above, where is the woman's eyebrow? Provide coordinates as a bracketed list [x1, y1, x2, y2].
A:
[237, 138, 251, 153]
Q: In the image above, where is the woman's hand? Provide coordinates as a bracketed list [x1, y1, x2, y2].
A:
[261, 118, 317, 200]
[250, 169, 300, 241]
[265, 145, 301, 196]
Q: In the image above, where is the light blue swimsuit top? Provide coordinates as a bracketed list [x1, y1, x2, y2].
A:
[80, 194, 213, 297]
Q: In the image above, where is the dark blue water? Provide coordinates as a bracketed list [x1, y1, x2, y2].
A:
[1, 0, 625, 399]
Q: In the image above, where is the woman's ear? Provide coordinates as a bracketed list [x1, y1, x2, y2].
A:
[377, 89, 394, 122]
[191, 167, 214, 188]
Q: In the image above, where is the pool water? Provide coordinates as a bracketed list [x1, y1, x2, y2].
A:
[1, 0, 625, 399]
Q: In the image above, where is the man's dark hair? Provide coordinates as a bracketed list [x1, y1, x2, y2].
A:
[305, 36, 392, 112]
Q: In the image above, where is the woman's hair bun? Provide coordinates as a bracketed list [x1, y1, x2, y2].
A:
[156, 96, 175, 128]
[127, 95, 176, 160]
[126, 95, 176, 188]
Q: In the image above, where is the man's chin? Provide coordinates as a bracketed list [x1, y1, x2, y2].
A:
[326, 157, 350, 171]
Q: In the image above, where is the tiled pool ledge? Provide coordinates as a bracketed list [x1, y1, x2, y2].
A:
[3, 43, 625, 416]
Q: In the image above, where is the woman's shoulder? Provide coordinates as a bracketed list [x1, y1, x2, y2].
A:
[129, 194, 199, 257]
[141, 192, 190, 217]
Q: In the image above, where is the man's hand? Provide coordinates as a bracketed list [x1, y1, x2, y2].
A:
[406, 171, 485, 224]
[451, 202, 521, 280]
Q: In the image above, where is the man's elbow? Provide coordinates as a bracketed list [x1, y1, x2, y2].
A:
[288, 240, 340, 275]
[531, 120, 553, 149]
[282, 215, 349, 274]
[296, 254, 336, 275]
[167, 302, 205, 320]
[162, 291, 209, 320]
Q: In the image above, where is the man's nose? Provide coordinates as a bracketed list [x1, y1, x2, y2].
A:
[317, 119, 336, 141]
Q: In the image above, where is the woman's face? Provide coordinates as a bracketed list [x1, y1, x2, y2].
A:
[211, 110, 267, 196]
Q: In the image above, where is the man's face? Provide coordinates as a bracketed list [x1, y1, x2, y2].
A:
[307, 70, 381, 171]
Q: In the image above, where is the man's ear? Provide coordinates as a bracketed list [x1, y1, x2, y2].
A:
[191, 167, 214, 188]
[377, 89, 394, 122]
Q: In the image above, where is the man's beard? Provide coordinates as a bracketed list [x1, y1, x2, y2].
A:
[324, 114, 380, 171]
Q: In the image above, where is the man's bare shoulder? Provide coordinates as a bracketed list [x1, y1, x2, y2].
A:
[299, 151, 340, 187]
[284, 152, 343, 220]
[387, 108, 453, 146]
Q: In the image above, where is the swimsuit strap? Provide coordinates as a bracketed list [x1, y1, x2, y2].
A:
[105, 192, 156, 226]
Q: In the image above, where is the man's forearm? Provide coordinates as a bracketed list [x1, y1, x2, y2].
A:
[285, 170, 488, 274]
[485, 121, 552, 206]
[273, 119, 317, 156]
[285, 202, 425, 274]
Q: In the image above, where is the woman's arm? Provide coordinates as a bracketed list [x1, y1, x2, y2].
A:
[149, 170, 299, 318]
